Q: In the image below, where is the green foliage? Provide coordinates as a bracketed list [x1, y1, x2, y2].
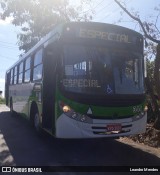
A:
[146, 58, 155, 80]
[0, 0, 92, 52]
[114, 0, 160, 127]
[0, 97, 5, 104]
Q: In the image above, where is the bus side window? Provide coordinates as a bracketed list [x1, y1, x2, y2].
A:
[18, 62, 24, 84]
[5, 71, 10, 105]
[33, 49, 43, 81]
[10, 69, 13, 85]
[14, 66, 18, 84]
[6, 71, 11, 85]
[24, 57, 31, 82]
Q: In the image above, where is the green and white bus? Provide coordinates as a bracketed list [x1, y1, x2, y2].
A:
[5, 22, 147, 138]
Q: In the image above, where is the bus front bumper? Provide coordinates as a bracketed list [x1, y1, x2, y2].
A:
[56, 113, 147, 138]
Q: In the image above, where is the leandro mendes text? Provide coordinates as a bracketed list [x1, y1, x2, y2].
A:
[130, 168, 158, 172]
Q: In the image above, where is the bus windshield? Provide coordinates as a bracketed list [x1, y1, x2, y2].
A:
[62, 45, 144, 95]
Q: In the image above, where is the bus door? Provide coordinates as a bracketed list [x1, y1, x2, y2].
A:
[42, 44, 58, 132]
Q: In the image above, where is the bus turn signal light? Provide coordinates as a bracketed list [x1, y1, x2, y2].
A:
[58, 101, 93, 123]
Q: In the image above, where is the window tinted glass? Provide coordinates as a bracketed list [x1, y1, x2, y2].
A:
[19, 62, 23, 73]
[18, 73, 23, 83]
[34, 49, 42, 66]
[25, 57, 31, 70]
[33, 64, 42, 80]
[10, 69, 13, 85]
[10, 77, 13, 85]
[11, 69, 13, 77]
[24, 70, 30, 82]
[14, 66, 17, 76]
[62, 45, 144, 95]
[14, 75, 17, 84]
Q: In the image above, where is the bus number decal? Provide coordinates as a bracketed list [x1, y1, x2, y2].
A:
[133, 105, 142, 113]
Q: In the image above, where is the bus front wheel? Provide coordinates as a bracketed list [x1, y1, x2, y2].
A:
[30, 102, 42, 134]
[34, 113, 41, 132]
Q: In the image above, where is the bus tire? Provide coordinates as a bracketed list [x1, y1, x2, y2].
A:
[10, 97, 13, 111]
[10, 97, 15, 117]
[30, 102, 41, 133]
[34, 112, 41, 133]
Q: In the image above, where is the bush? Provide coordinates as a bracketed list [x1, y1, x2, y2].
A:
[0, 97, 5, 104]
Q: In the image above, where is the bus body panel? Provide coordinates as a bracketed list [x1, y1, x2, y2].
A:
[55, 88, 147, 138]
[56, 113, 147, 138]
[9, 82, 42, 121]
[9, 83, 33, 114]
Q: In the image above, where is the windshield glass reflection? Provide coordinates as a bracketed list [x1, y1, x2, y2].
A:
[62, 45, 144, 95]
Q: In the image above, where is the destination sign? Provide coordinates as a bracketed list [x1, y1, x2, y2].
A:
[79, 28, 132, 43]
[63, 79, 101, 88]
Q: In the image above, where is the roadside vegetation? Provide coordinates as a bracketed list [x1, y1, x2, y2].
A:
[0, 97, 5, 104]
[114, 0, 160, 148]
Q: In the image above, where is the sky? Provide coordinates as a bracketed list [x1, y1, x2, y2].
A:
[0, 0, 159, 97]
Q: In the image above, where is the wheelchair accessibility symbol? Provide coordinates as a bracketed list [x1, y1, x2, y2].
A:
[106, 85, 113, 94]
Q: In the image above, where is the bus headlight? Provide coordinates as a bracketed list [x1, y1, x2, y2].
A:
[63, 105, 71, 113]
[59, 101, 92, 123]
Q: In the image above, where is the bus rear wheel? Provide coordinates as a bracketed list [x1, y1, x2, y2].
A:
[34, 113, 41, 132]
[10, 97, 15, 116]
[10, 102, 13, 113]
[30, 103, 41, 133]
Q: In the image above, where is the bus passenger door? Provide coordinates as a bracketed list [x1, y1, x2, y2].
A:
[42, 45, 58, 133]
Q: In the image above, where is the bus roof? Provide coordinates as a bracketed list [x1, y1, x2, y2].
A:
[6, 22, 143, 72]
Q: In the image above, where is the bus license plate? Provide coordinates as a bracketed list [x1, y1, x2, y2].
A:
[107, 124, 122, 132]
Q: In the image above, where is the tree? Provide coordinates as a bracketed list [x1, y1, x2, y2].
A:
[0, 0, 92, 52]
[146, 59, 154, 80]
[114, 0, 160, 129]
